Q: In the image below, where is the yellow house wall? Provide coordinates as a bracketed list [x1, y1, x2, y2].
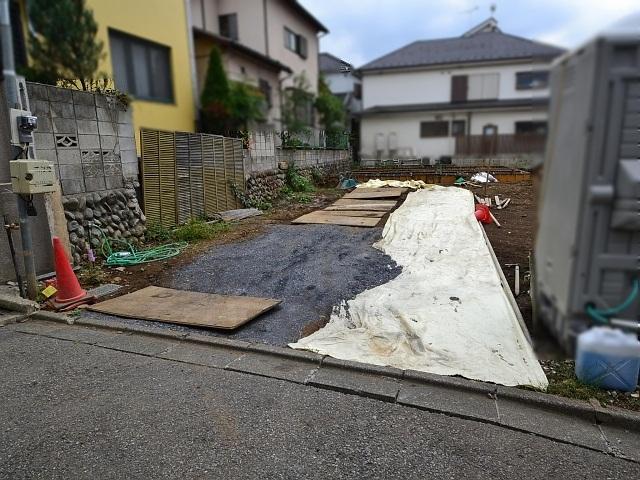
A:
[86, 0, 197, 151]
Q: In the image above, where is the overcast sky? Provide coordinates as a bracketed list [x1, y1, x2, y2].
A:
[299, 0, 639, 67]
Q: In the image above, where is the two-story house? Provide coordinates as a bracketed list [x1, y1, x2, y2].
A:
[359, 18, 565, 163]
[190, 0, 328, 129]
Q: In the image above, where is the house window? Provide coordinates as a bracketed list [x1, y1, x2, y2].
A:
[109, 29, 173, 102]
[468, 73, 499, 100]
[259, 79, 272, 108]
[516, 71, 549, 90]
[420, 121, 449, 138]
[451, 120, 466, 136]
[284, 27, 308, 59]
[219, 13, 238, 41]
[515, 121, 548, 135]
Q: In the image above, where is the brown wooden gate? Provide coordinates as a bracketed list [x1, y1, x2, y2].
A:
[141, 129, 245, 227]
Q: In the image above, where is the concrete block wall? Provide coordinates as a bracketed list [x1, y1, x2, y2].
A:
[241, 131, 352, 207]
[245, 130, 351, 174]
[26, 83, 144, 265]
[27, 83, 138, 196]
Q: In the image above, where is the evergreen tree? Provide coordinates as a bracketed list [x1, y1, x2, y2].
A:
[200, 46, 230, 109]
[26, 0, 104, 90]
[200, 46, 264, 135]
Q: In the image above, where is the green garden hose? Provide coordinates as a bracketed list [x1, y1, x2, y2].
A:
[586, 278, 639, 325]
[95, 226, 187, 266]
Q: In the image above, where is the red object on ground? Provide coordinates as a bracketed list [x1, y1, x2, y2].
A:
[49, 236, 94, 310]
[474, 204, 492, 224]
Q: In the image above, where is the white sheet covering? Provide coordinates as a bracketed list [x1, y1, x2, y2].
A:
[290, 186, 548, 388]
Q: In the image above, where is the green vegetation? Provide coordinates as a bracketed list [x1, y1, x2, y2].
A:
[285, 165, 314, 193]
[172, 219, 230, 242]
[315, 75, 347, 148]
[281, 73, 314, 134]
[535, 360, 640, 412]
[200, 46, 265, 135]
[25, 0, 105, 90]
[144, 223, 172, 243]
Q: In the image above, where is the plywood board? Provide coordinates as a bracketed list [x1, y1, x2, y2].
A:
[333, 199, 397, 207]
[87, 286, 280, 330]
[355, 187, 409, 193]
[292, 211, 381, 227]
[343, 188, 406, 199]
[325, 204, 395, 212]
[320, 210, 385, 218]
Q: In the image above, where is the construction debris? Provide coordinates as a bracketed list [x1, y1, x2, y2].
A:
[471, 172, 498, 183]
[218, 208, 263, 222]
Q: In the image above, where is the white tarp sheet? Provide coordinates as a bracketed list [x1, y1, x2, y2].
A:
[355, 179, 428, 189]
[290, 186, 548, 388]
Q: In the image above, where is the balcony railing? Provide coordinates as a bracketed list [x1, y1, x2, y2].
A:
[455, 134, 546, 155]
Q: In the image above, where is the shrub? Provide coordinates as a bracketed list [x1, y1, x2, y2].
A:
[172, 219, 229, 242]
[145, 222, 172, 242]
[285, 165, 314, 193]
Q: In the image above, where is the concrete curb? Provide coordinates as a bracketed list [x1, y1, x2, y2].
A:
[24, 313, 640, 433]
[0, 294, 39, 314]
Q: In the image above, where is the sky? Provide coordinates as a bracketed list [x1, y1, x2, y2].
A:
[299, 0, 640, 67]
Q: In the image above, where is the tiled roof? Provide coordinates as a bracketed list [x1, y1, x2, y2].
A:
[360, 26, 565, 72]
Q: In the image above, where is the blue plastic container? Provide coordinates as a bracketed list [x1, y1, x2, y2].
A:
[575, 327, 640, 392]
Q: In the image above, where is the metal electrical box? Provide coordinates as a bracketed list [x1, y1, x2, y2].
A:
[10, 160, 57, 194]
[535, 15, 640, 353]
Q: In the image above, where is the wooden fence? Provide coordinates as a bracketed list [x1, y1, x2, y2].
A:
[141, 129, 244, 227]
[455, 134, 546, 155]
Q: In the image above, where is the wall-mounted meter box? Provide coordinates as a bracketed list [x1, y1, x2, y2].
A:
[10, 160, 56, 194]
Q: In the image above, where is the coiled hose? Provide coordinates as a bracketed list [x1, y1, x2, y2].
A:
[586, 278, 639, 325]
[95, 226, 187, 266]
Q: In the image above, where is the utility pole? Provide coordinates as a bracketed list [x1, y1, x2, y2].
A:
[0, 0, 38, 299]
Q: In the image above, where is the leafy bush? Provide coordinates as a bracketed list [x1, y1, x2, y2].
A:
[285, 165, 314, 193]
[145, 222, 172, 242]
[172, 219, 229, 242]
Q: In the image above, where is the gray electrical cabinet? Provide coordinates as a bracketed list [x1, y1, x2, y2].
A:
[535, 15, 640, 353]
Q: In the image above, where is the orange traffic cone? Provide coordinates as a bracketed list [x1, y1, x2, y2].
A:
[49, 236, 95, 311]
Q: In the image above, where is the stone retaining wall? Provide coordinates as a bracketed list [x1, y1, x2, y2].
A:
[242, 156, 351, 207]
[62, 182, 145, 264]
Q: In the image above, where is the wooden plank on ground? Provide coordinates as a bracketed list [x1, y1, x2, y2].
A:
[292, 211, 381, 227]
[354, 187, 409, 193]
[87, 286, 280, 330]
[325, 204, 393, 212]
[321, 210, 385, 218]
[343, 188, 406, 199]
[333, 198, 397, 208]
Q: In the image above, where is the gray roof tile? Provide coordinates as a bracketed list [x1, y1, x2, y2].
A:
[360, 31, 565, 71]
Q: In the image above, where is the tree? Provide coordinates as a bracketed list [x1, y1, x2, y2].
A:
[315, 75, 347, 148]
[200, 46, 264, 135]
[281, 73, 314, 133]
[200, 46, 231, 134]
[26, 0, 104, 90]
[315, 75, 345, 132]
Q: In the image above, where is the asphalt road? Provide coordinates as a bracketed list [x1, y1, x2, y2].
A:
[1, 329, 637, 479]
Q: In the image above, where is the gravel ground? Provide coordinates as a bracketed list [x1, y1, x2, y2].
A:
[83, 224, 401, 346]
[170, 224, 401, 345]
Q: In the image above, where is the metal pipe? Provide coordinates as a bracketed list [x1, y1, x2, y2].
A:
[4, 215, 25, 297]
[610, 318, 640, 333]
[1, 0, 38, 299]
[0, 0, 18, 108]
